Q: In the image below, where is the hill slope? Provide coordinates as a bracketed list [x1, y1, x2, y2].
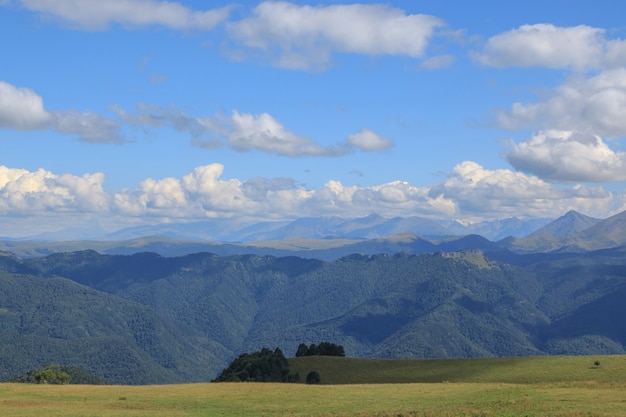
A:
[288, 354, 625, 384]
[0, 263, 222, 383]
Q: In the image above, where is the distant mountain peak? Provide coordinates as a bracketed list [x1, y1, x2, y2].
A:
[529, 210, 601, 238]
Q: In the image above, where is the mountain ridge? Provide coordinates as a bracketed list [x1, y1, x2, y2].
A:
[2, 209, 623, 261]
[2, 245, 626, 383]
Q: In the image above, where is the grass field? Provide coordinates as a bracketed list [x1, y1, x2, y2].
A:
[2, 355, 626, 417]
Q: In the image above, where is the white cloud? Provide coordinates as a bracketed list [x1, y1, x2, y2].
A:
[497, 69, 626, 138]
[429, 161, 615, 220]
[242, 177, 295, 202]
[107, 161, 626, 223]
[120, 105, 393, 156]
[504, 130, 626, 182]
[224, 111, 345, 156]
[0, 81, 122, 143]
[0, 81, 53, 129]
[54, 110, 123, 144]
[18, 0, 231, 30]
[226, 1, 444, 69]
[0, 165, 108, 214]
[476, 24, 608, 69]
[347, 129, 393, 151]
[419, 54, 455, 70]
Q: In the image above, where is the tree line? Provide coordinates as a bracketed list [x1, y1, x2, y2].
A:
[296, 342, 345, 357]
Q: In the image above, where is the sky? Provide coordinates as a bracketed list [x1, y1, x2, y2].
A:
[2, 0, 626, 238]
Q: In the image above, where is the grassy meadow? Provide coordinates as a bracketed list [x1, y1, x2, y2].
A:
[288, 354, 626, 384]
[2, 355, 626, 416]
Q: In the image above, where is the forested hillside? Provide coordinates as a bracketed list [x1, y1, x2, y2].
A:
[1, 248, 626, 384]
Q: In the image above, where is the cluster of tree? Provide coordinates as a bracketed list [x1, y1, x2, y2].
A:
[212, 348, 300, 383]
[9, 364, 68, 384]
[296, 342, 345, 357]
[9, 363, 108, 385]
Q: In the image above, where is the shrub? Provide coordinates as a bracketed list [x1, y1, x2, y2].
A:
[306, 371, 321, 384]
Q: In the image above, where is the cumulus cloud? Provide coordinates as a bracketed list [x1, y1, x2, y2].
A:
[0, 165, 108, 214]
[0, 81, 53, 129]
[109, 162, 623, 222]
[497, 69, 626, 138]
[242, 177, 296, 201]
[430, 161, 614, 221]
[226, 1, 444, 69]
[475, 24, 611, 69]
[18, 0, 231, 30]
[0, 81, 122, 143]
[347, 129, 393, 151]
[222, 111, 346, 156]
[504, 130, 626, 182]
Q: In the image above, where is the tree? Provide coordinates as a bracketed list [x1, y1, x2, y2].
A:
[33, 365, 72, 384]
[35, 368, 56, 384]
[306, 371, 321, 384]
[57, 372, 71, 384]
[296, 343, 309, 357]
[318, 342, 345, 357]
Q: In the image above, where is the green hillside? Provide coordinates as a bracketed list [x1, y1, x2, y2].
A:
[1, 248, 626, 384]
[288, 354, 626, 385]
[0, 270, 222, 384]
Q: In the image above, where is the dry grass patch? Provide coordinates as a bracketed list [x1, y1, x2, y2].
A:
[2, 381, 626, 417]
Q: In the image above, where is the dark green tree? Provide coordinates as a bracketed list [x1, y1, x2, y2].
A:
[212, 347, 299, 383]
[306, 371, 321, 384]
[296, 343, 309, 357]
[33, 365, 72, 384]
[295, 342, 345, 357]
[318, 342, 345, 357]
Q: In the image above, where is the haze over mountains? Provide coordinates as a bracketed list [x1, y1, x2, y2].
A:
[10, 212, 552, 243]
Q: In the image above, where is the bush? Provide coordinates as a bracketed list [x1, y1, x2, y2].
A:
[306, 371, 321, 384]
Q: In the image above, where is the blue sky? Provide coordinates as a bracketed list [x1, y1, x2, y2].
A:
[2, 0, 626, 237]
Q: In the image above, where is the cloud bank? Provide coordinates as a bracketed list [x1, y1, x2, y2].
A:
[0, 162, 620, 237]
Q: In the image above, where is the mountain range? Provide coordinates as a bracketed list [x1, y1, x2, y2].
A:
[1, 209, 626, 384]
[0, 209, 618, 260]
[9, 212, 552, 243]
